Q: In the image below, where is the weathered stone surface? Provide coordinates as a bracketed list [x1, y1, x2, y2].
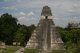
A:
[41, 6, 52, 16]
[26, 6, 65, 53]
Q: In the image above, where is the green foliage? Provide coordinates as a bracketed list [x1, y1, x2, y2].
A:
[0, 13, 36, 46]
[0, 13, 17, 45]
[15, 25, 27, 46]
[75, 47, 80, 53]
[57, 27, 80, 53]
[0, 46, 20, 53]
[26, 24, 36, 41]
[4, 46, 20, 53]
[15, 24, 36, 46]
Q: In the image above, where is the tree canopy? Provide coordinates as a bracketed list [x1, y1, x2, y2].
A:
[0, 13, 36, 45]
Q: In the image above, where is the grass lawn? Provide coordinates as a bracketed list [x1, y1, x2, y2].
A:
[0, 46, 20, 53]
[24, 49, 66, 53]
[50, 50, 66, 53]
[24, 49, 39, 53]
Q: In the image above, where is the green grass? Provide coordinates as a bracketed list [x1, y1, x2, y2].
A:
[24, 49, 66, 53]
[0, 46, 20, 53]
[49, 50, 66, 53]
[24, 49, 39, 53]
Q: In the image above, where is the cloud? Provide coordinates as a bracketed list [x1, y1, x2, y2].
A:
[17, 0, 21, 2]
[4, 0, 16, 2]
[17, 11, 35, 21]
[0, 0, 80, 27]
[0, 14, 2, 16]
[17, 12, 26, 20]
[0, 0, 4, 2]
[17, 11, 36, 26]
[27, 12, 35, 16]
[2, 6, 18, 10]
[73, 3, 78, 7]
[20, 12, 26, 15]
[18, 17, 25, 20]
[68, 9, 74, 13]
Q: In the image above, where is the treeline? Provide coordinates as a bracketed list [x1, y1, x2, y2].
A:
[57, 27, 80, 53]
[0, 13, 36, 46]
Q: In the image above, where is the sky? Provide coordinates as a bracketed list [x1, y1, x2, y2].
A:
[0, 0, 80, 27]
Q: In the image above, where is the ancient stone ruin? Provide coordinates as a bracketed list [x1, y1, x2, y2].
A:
[26, 6, 65, 53]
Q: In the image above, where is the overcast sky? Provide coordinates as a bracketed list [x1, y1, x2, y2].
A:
[0, 0, 80, 27]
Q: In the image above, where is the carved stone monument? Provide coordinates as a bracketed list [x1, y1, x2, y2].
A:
[26, 6, 65, 53]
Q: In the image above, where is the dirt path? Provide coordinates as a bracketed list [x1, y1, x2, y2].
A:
[15, 47, 25, 53]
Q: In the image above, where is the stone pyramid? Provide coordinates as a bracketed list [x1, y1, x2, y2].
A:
[26, 6, 65, 53]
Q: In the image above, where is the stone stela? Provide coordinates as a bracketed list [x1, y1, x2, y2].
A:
[26, 6, 65, 53]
